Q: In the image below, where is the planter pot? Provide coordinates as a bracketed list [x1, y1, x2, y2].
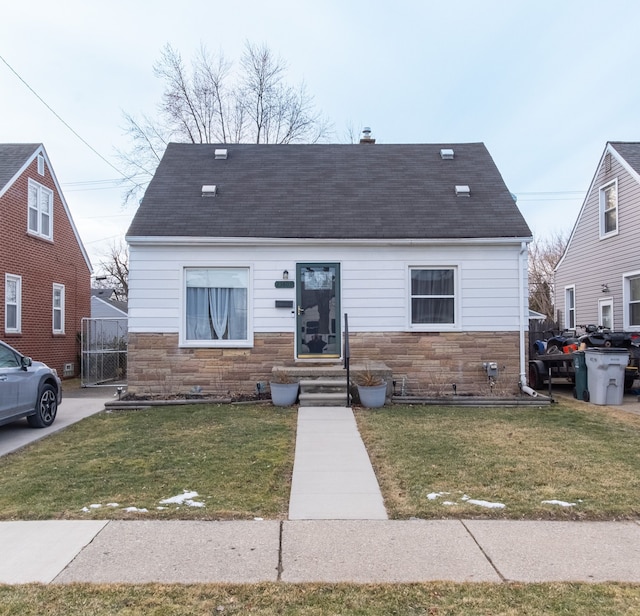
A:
[270, 382, 299, 406]
[357, 382, 387, 408]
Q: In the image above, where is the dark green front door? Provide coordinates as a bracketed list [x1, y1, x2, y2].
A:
[296, 263, 340, 358]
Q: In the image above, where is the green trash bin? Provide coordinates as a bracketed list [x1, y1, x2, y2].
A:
[572, 350, 589, 401]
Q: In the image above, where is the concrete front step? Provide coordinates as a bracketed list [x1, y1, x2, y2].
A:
[298, 392, 350, 407]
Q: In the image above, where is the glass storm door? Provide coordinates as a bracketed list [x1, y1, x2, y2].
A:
[296, 263, 340, 358]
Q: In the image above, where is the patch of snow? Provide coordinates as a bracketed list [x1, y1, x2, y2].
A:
[89, 503, 102, 509]
[81, 507, 90, 513]
[159, 490, 205, 508]
[442, 501, 456, 506]
[461, 494, 470, 501]
[107, 503, 119, 508]
[123, 507, 148, 513]
[466, 499, 506, 509]
[542, 500, 576, 507]
[254, 517, 264, 521]
[157, 506, 168, 511]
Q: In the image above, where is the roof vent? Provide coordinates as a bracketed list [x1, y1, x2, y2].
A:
[455, 185, 470, 197]
[214, 149, 228, 160]
[440, 148, 454, 159]
[202, 185, 217, 197]
[359, 127, 376, 144]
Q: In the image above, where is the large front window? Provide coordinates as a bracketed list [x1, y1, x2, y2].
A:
[185, 268, 248, 343]
[28, 179, 53, 240]
[410, 268, 455, 325]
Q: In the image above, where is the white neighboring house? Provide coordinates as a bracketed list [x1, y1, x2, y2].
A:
[555, 142, 640, 334]
[125, 137, 533, 398]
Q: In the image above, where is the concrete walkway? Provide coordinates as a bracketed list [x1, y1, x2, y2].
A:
[289, 407, 387, 520]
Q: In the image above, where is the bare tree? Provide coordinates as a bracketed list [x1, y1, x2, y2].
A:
[528, 231, 568, 319]
[118, 41, 331, 203]
[95, 240, 129, 301]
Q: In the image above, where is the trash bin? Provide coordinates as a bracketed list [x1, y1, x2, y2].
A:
[584, 348, 630, 405]
[572, 351, 589, 401]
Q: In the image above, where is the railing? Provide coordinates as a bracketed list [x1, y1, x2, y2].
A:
[343, 313, 351, 406]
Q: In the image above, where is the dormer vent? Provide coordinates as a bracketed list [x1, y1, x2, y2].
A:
[440, 148, 454, 159]
[202, 185, 217, 197]
[214, 149, 228, 160]
[455, 185, 470, 197]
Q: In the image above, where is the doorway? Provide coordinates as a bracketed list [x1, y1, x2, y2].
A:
[296, 263, 340, 358]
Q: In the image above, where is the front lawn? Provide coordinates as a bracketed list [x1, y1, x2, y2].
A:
[356, 403, 640, 520]
[0, 404, 296, 520]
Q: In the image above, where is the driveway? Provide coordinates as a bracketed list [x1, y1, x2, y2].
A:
[0, 384, 111, 457]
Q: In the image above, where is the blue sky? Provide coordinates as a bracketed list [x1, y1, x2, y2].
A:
[2, 0, 639, 268]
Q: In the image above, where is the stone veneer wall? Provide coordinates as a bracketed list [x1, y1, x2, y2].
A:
[127, 331, 523, 397]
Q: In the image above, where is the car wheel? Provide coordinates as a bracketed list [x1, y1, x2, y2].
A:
[27, 384, 58, 428]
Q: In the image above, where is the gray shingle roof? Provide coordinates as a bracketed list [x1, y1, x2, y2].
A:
[610, 142, 640, 176]
[0, 144, 40, 191]
[127, 142, 532, 240]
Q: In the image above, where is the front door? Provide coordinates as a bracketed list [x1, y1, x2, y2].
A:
[296, 263, 340, 358]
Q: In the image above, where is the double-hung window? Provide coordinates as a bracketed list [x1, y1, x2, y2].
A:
[53, 284, 65, 334]
[28, 178, 53, 240]
[410, 267, 456, 326]
[184, 268, 249, 345]
[599, 180, 618, 238]
[565, 286, 576, 330]
[5, 274, 21, 333]
[624, 272, 640, 330]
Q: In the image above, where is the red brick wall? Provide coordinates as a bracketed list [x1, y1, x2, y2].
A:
[0, 155, 91, 376]
[127, 331, 523, 397]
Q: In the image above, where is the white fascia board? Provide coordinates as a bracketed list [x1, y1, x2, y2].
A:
[126, 235, 533, 248]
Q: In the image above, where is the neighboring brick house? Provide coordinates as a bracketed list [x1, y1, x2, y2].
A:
[0, 144, 92, 378]
[126, 138, 533, 399]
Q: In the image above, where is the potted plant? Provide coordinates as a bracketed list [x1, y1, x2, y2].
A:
[269, 370, 299, 406]
[354, 368, 387, 408]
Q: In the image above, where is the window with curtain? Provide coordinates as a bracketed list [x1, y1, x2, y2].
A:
[185, 268, 248, 342]
[53, 284, 65, 334]
[410, 268, 455, 325]
[600, 180, 618, 237]
[626, 274, 640, 328]
[5, 274, 21, 333]
[565, 286, 576, 329]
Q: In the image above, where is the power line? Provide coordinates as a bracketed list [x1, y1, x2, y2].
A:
[0, 53, 139, 187]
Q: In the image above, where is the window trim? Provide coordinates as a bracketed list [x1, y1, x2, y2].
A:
[564, 285, 576, 330]
[27, 178, 53, 240]
[599, 178, 618, 239]
[408, 266, 459, 330]
[180, 265, 253, 348]
[623, 269, 640, 331]
[52, 283, 65, 334]
[5, 274, 22, 334]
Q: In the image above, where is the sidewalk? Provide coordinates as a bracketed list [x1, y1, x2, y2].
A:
[1, 402, 640, 584]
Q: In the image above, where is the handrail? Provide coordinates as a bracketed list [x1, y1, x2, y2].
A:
[343, 313, 350, 406]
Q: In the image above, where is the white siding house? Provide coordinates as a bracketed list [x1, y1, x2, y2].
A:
[126, 141, 532, 398]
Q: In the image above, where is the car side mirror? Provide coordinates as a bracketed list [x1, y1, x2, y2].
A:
[20, 356, 32, 370]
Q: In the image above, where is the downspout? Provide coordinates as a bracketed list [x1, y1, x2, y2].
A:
[518, 240, 538, 397]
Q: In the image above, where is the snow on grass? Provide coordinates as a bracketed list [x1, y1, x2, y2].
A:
[542, 499, 576, 507]
[81, 490, 205, 514]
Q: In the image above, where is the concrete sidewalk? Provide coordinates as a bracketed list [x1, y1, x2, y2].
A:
[1, 519, 639, 584]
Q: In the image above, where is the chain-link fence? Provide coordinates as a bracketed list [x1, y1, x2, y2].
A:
[81, 317, 128, 387]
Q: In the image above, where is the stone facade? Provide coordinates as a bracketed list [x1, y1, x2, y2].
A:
[127, 331, 523, 397]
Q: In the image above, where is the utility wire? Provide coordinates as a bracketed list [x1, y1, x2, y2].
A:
[0, 52, 139, 186]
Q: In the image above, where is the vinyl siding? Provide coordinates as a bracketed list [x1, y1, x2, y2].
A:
[555, 146, 640, 331]
[128, 241, 527, 338]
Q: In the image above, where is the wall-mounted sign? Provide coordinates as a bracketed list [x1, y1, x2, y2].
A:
[275, 280, 295, 288]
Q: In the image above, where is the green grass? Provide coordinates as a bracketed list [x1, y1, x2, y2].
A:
[356, 403, 640, 520]
[0, 404, 296, 520]
[0, 582, 639, 615]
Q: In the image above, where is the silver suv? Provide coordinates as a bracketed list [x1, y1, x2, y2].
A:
[0, 340, 62, 428]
